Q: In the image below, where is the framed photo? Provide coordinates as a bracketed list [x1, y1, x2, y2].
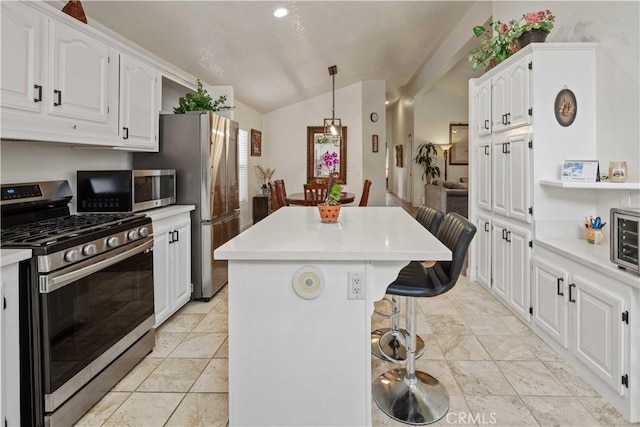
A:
[449, 123, 469, 165]
[561, 160, 600, 182]
[251, 129, 262, 156]
[396, 145, 403, 167]
[372, 135, 379, 153]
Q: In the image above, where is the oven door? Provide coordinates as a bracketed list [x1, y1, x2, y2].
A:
[38, 239, 154, 412]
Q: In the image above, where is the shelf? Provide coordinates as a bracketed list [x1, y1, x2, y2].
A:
[539, 179, 640, 190]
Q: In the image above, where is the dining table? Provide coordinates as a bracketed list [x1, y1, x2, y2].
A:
[286, 191, 355, 205]
[214, 207, 451, 426]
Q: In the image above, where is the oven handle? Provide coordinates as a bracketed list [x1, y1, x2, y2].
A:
[40, 240, 153, 293]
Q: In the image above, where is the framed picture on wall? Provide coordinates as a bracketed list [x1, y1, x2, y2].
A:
[449, 123, 469, 165]
[396, 145, 403, 167]
[251, 129, 262, 156]
[372, 135, 379, 153]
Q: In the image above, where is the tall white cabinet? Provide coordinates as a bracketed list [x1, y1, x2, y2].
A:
[469, 43, 639, 423]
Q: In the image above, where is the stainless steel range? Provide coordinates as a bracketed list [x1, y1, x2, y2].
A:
[0, 180, 155, 427]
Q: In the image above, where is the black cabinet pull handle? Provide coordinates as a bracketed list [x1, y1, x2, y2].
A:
[557, 278, 564, 296]
[506, 142, 511, 154]
[569, 283, 576, 303]
[506, 231, 511, 242]
[34, 85, 42, 102]
[53, 89, 62, 106]
[502, 229, 507, 240]
[123, 127, 129, 139]
[484, 222, 490, 232]
[174, 230, 179, 242]
[484, 145, 490, 155]
[168, 231, 174, 244]
[501, 114, 506, 125]
[502, 143, 507, 154]
[506, 112, 511, 125]
[484, 119, 489, 129]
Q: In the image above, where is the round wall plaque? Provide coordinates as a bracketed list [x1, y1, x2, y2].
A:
[555, 88, 577, 127]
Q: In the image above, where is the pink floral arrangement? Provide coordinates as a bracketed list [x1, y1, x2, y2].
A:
[318, 151, 339, 172]
[512, 9, 555, 36]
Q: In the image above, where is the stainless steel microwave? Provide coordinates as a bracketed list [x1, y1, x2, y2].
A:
[610, 207, 640, 273]
[77, 169, 176, 213]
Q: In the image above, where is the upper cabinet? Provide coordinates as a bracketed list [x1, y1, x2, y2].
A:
[1, 1, 161, 151]
[491, 55, 531, 133]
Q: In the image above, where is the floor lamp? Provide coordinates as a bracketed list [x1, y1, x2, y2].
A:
[440, 143, 452, 181]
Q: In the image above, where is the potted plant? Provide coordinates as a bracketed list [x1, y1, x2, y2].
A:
[318, 183, 344, 223]
[468, 21, 519, 71]
[255, 165, 275, 195]
[174, 79, 235, 113]
[510, 10, 555, 49]
[414, 143, 441, 184]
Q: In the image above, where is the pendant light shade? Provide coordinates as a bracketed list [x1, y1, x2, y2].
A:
[323, 65, 342, 144]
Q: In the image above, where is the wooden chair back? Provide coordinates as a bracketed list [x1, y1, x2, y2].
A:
[358, 179, 372, 206]
[269, 181, 284, 211]
[275, 179, 288, 207]
[303, 183, 328, 206]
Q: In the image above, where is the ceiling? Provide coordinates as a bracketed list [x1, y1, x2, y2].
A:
[73, 1, 480, 113]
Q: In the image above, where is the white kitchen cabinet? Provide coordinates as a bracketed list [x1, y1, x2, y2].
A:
[1, 262, 22, 427]
[475, 213, 491, 288]
[491, 218, 530, 320]
[148, 209, 192, 327]
[118, 53, 159, 151]
[492, 133, 532, 223]
[491, 54, 531, 133]
[531, 258, 568, 348]
[476, 142, 491, 211]
[475, 79, 492, 136]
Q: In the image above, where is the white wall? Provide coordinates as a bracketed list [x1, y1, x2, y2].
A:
[261, 82, 364, 197]
[361, 80, 387, 206]
[388, 97, 414, 202]
[413, 86, 469, 205]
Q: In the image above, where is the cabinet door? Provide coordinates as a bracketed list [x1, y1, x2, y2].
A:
[572, 276, 624, 395]
[506, 55, 531, 129]
[507, 225, 530, 319]
[50, 20, 117, 130]
[507, 134, 532, 223]
[476, 214, 491, 287]
[492, 140, 508, 217]
[153, 222, 172, 327]
[477, 143, 492, 211]
[531, 258, 568, 348]
[172, 216, 192, 309]
[476, 80, 492, 136]
[120, 53, 159, 150]
[1, 2, 43, 113]
[491, 71, 508, 133]
[491, 221, 509, 303]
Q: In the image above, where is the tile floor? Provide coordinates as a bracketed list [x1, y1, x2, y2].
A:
[74, 195, 639, 426]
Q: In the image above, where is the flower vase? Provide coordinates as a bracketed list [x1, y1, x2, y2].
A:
[318, 204, 341, 223]
[516, 29, 548, 49]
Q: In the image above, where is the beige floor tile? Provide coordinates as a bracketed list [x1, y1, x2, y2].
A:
[577, 397, 636, 426]
[111, 358, 163, 392]
[191, 359, 229, 393]
[455, 298, 513, 316]
[102, 392, 184, 427]
[147, 331, 187, 358]
[449, 360, 517, 396]
[436, 335, 491, 360]
[180, 298, 218, 314]
[477, 335, 537, 361]
[192, 312, 228, 333]
[419, 334, 446, 360]
[211, 298, 228, 314]
[169, 332, 227, 358]
[521, 396, 602, 426]
[74, 392, 130, 427]
[427, 314, 472, 335]
[165, 393, 229, 427]
[430, 396, 477, 426]
[417, 294, 460, 315]
[544, 361, 600, 397]
[497, 361, 571, 396]
[214, 337, 229, 359]
[371, 358, 396, 378]
[520, 335, 563, 362]
[158, 312, 207, 333]
[465, 395, 539, 426]
[415, 359, 463, 396]
[463, 315, 514, 335]
[500, 315, 535, 336]
[137, 358, 208, 392]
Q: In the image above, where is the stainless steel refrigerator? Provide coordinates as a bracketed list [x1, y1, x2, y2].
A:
[134, 111, 240, 300]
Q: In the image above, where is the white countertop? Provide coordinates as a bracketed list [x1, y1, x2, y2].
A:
[535, 238, 640, 290]
[141, 205, 195, 221]
[215, 206, 451, 261]
[1, 249, 32, 267]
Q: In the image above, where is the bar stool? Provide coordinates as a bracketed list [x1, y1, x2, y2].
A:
[373, 213, 476, 425]
[371, 206, 444, 362]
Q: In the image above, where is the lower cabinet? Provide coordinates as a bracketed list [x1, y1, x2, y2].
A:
[475, 212, 491, 288]
[151, 211, 192, 327]
[532, 249, 631, 397]
[491, 218, 531, 319]
[1, 263, 21, 427]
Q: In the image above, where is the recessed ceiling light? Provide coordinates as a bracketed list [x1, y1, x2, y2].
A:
[274, 8, 289, 18]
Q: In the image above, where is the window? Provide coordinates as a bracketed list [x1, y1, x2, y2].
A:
[238, 128, 248, 202]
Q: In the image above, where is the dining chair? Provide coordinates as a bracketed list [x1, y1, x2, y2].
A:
[269, 181, 284, 211]
[373, 213, 476, 424]
[275, 179, 289, 207]
[303, 183, 328, 206]
[358, 179, 372, 206]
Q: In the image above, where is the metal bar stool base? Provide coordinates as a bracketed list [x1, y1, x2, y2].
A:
[372, 368, 449, 425]
[371, 328, 425, 362]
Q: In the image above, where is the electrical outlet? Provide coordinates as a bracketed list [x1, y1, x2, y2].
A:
[348, 272, 365, 300]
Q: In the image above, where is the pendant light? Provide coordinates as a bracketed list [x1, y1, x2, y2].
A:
[323, 65, 342, 143]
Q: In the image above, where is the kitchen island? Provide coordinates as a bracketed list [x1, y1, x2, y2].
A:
[215, 206, 451, 426]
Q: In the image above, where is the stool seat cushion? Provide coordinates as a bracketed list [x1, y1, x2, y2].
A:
[387, 261, 452, 298]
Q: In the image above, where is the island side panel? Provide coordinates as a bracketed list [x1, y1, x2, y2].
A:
[227, 259, 371, 426]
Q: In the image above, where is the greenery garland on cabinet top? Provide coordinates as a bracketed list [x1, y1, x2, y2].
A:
[174, 79, 235, 113]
